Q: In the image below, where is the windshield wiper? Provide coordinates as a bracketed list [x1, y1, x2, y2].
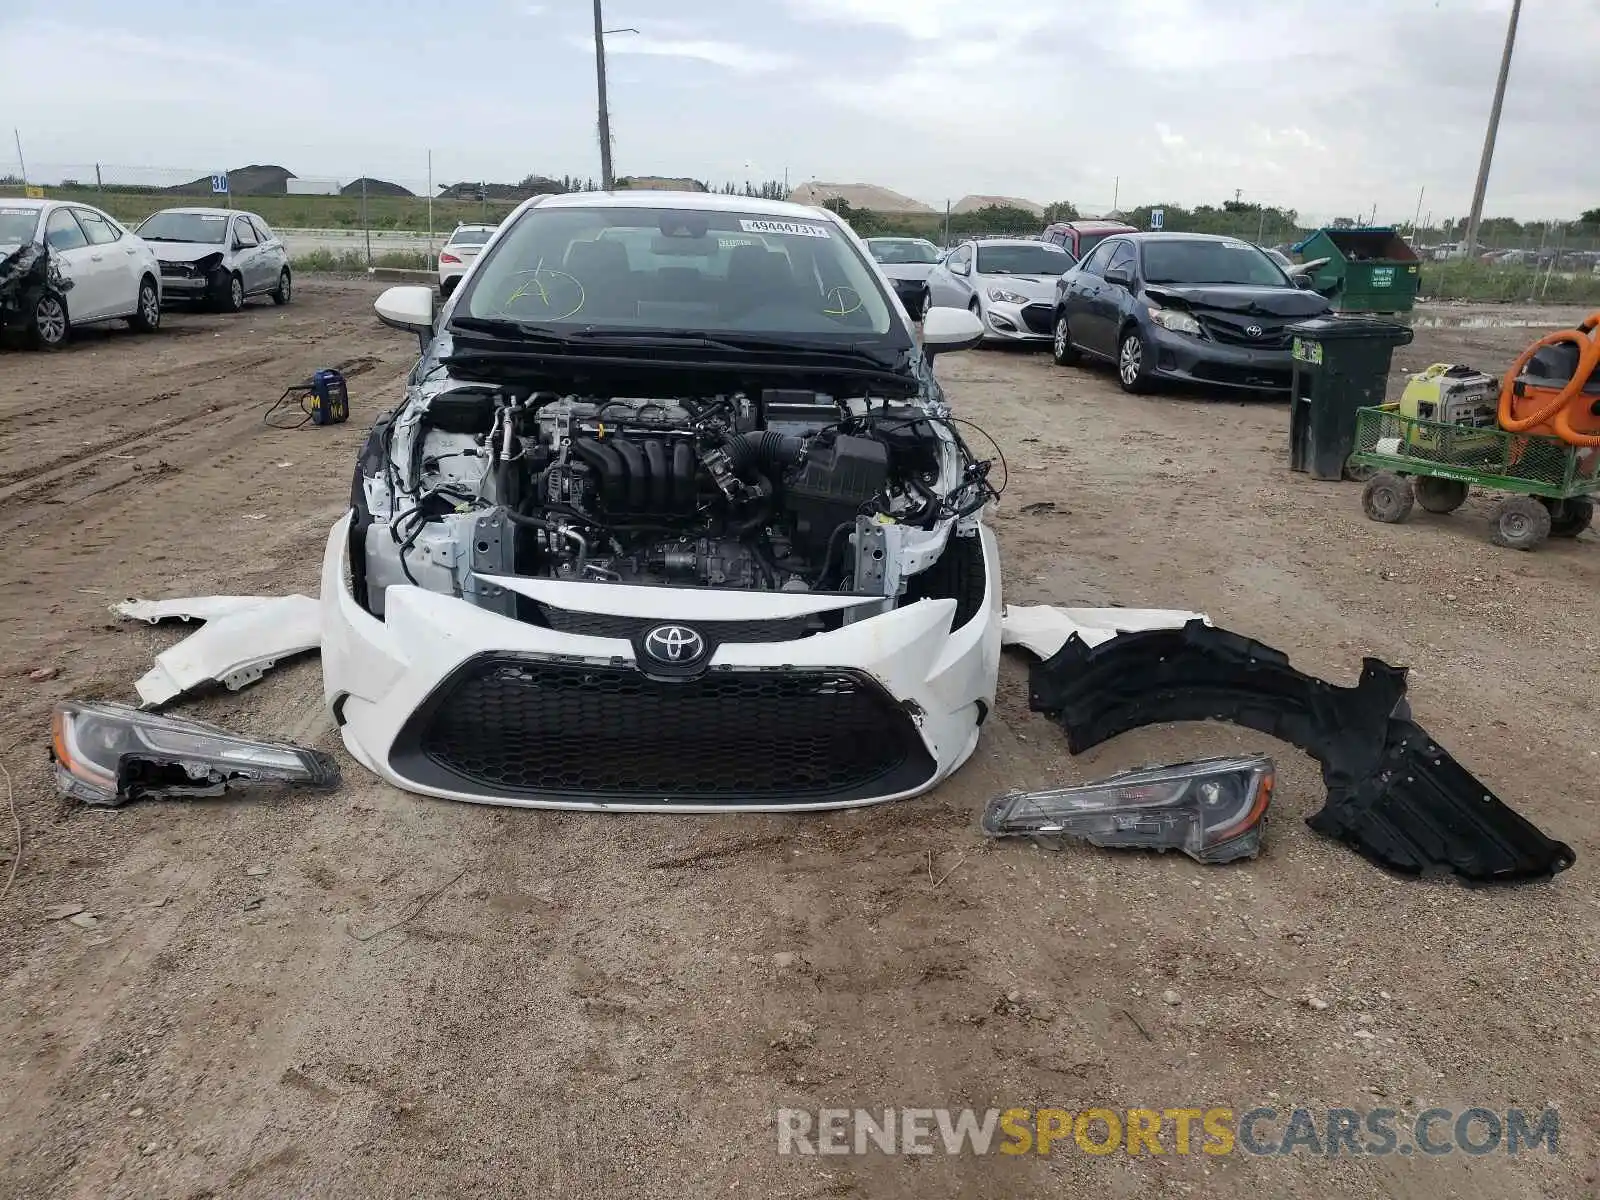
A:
[450, 316, 572, 344]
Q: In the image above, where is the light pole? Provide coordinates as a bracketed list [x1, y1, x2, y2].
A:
[1463, 0, 1522, 259]
[591, 1, 637, 190]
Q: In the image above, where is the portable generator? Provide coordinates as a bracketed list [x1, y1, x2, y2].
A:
[265, 368, 350, 429]
[1398, 363, 1498, 455]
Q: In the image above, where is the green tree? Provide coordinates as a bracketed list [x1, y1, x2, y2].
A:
[1042, 200, 1080, 223]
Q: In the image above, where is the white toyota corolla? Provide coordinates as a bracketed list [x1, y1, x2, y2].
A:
[0, 197, 162, 348]
[324, 191, 1001, 811]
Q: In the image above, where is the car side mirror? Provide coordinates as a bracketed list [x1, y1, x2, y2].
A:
[921, 306, 984, 359]
[375, 285, 436, 351]
[951, 261, 970, 277]
[1104, 268, 1133, 288]
[1292, 274, 1311, 289]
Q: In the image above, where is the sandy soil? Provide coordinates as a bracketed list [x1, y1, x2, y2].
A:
[0, 284, 1595, 1199]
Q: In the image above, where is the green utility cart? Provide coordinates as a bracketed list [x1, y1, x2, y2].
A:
[1349, 405, 1600, 550]
[1294, 227, 1422, 315]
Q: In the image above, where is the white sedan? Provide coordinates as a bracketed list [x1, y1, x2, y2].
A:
[437, 224, 496, 296]
[0, 198, 163, 349]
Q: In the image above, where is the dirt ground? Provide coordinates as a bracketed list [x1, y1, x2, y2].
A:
[1, 282, 1595, 1199]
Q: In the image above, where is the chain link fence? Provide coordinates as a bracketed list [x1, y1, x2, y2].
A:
[5, 159, 1598, 301]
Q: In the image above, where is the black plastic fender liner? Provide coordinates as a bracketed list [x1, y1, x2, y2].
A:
[1026, 620, 1574, 884]
[1028, 621, 1406, 786]
[1312, 721, 1576, 883]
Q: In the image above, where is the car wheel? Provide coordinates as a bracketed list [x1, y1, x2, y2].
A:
[271, 269, 292, 306]
[440, 277, 457, 299]
[918, 289, 932, 322]
[1051, 313, 1080, 366]
[128, 276, 161, 333]
[1490, 495, 1551, 550]
[29, 291, 69, 350]
[1116, 326, 1153, 393]
[225, 272, 245, 313]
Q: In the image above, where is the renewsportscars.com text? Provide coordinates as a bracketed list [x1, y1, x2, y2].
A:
[777, 1106, 1559, 1158]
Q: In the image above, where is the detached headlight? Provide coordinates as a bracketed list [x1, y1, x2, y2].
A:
[981, 755, 1273, 864]
[987, 287, 1030, 305]
[51, 701, 339, 807]
[1149, 305, 1203, 336]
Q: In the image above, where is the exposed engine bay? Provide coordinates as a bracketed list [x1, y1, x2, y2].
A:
[350, 381, 998, 620]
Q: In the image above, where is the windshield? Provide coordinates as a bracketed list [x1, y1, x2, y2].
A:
[975, 243, 1070, 275]
[448, 228, 494, 246]
[136, 211, 230, 244]
[1075, 232, 1117, 257]
[867, 238, 940, 265]
[0, 206, 41, 246]
[460, 206, 895, 337]
[1142, 239, 1289, 286]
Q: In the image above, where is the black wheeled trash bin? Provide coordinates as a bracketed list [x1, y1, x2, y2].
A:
[1288, 316, 1414, 481]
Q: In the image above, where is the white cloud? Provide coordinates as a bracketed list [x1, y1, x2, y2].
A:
[567, 33, 792, 74]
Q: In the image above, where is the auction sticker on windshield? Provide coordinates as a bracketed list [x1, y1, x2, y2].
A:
[740, 219, 831, 239]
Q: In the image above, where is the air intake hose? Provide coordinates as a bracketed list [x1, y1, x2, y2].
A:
[723, 431, 805, 477]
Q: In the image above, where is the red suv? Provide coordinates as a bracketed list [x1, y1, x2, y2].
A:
[1041, 219, 1138, 259]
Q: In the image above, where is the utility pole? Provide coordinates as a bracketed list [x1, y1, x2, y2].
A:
[426, 150, 434, 262]
[943, 200, 952, 248]
[1111, 177, 1119, 213]
[1411, 187, 1425, 238]
[1464, 0, 1522, 259]
[361, 176, 371, 268]
[13, 128, 26, 185]
[593, 0, 613, 190]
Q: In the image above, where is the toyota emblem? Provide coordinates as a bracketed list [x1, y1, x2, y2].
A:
[643, 624, 706, 665]
[1245, 324, 1264, 338]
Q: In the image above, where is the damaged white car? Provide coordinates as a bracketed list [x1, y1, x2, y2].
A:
[321, 192, 1001, 811]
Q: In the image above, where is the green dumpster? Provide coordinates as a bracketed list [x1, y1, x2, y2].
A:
[1293, 227, 1421, 315]
[1288, 316, 1414, 481]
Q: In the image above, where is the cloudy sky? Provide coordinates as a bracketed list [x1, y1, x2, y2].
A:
[4, 0, 1597, 221]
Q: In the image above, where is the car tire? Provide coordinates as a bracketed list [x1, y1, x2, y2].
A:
[1116, 326, 1154, 393]
[271, 269, 292, 306]
[127, 275, 162, 333]
[224, 272, 245, 313]
[917, 289, 932, 322]
[440, 277, 457, 299]
[28, 291, 69, 350]
[1490, 495, 1551, 550]
[1051, 312, 1080, 366]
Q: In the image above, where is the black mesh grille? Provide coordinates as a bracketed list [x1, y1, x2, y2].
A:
[391, 657, 936, 805]
[1021, 304, 1055, 335]
[533, 603, 819, 643]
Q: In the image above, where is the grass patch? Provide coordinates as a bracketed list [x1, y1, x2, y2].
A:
[1421, 261, 1600, 304]
[293, 249, 434, 272]
[0, 184, 514, 232]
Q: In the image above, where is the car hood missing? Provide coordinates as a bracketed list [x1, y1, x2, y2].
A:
[1143, 283, 1328, 318]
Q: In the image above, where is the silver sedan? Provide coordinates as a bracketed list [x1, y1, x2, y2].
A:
[924, 238, 1074, 342]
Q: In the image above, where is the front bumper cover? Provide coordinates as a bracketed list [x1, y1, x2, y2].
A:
[320, 512, 1002, 811]
[1145, 325, 1295, 392]
[982, 299, 1053, 342]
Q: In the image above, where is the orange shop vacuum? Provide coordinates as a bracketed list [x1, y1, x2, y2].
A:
[1500, 311, 1600, 448]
